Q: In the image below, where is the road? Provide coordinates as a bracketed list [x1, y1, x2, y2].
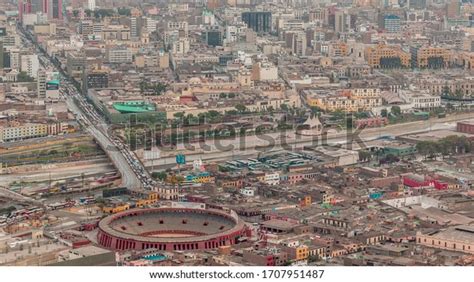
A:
[0, 160, 114, 187]
[0, 187, 44, 206]
[18, 25, 153, 191]
[63, 97, 143, 189]
[143, 112, 473, 169]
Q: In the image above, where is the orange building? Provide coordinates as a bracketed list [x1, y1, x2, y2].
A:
[411, 46, 451, 68]
[365, 43, 411, 68]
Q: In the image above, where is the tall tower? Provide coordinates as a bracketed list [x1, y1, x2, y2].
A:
[37, 69, 47, 99]
[47, 0, 63, 20]
[87, 0, 96, 11]
[446, 0, 460, 19]
[0, 41, 4, 69]
[18, 0, 33, 22]
[42, 0, 49, 14]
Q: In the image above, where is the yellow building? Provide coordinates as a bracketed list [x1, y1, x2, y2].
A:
[462, 52, 474, 70]
[196, 175, 215, 183]
[305, 88, 382, 112]
[365, 43, 411, 68]
[295, 245, 310, 261]
[300, 196, 312, 207]
[135, 198, 157, 208]
[330, 41, 349, 57]
[412, 46, 451, 68]
[0, 123, 48, 142]
[103, 203, 130, 214]
[136, 191, 159, 207]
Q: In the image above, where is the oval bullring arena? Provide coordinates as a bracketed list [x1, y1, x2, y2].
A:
[97, 206, 248, 251]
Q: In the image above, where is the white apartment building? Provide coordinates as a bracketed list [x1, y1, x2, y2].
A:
[411, 95, 441, 110]
[106, 48, 132, 64]
[239, 188, 256, 197]
[9, 49, 21, 70]
[252, 62, 279, 81]
[37, 70, 47, 99]
[264, 172, 280, 186]
[0, 123, 67, 142]
[20, 54, 39, 78]
[146, 17, 157, 33]
[171, 38, 190, 55]
[87, 0, 96, 11]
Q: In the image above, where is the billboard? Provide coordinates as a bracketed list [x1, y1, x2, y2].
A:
[46, 80, 60, 90]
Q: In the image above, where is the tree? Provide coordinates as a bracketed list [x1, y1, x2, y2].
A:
[235, 104, 247, 113]
[152, 82, 167, 96]
[17, 71, 35, 82]
[442, 85, 451, 96]
[308, 255, 319, 263]
[416, 141, 438, 159]
[437, 139, 450, 159]
[310, 106, 322, 115]
[174, 112, 185, 119]
[225, 110, 238, 115]
[417, 136, 472, 159]
[152, 171, 167, 181]
[359, 151, 371, 162]
[381, 153, 399, 164]
[330, 109, 345, 121]
[94, 9, 114, 19]
[391, 106, 401, 116]
[117, 7, 131, 16]
[208, 110, 221, 119]
[280, 104, 289, 112]
[176, 176, 184, 183]
[139, 80, 148, 94]
[381, 108, 388, 118]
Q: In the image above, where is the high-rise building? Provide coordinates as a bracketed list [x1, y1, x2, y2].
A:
[87, 0, 96, 11]
[383, 15, 401, 33]
[37, 69, 47, 99]
[207, 0, 222, 9]
[86, 70, 109, 89]
[334, 10, 351, 33]
[30, 0, 44, 13]
[145, 17, 157, 33]
[206, 29, 222, 47]
[0, 84, 5, 102]
[446, 0, 460, 19]
[241, 12, 272, 33]
[20, 54, 40, 78]
[106, 47, 133, 64]
[0, 41, 4, 69]
[42, 0, 48, 13]
[408, 0, 426, 9]
[47, 0, 63, 20]
[292, 32, 307, 57]
[410, 45, 450, 69]
[18, 0, 33, 22]
[131, 17, 138, 38]
[9, 49, 21, 70]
